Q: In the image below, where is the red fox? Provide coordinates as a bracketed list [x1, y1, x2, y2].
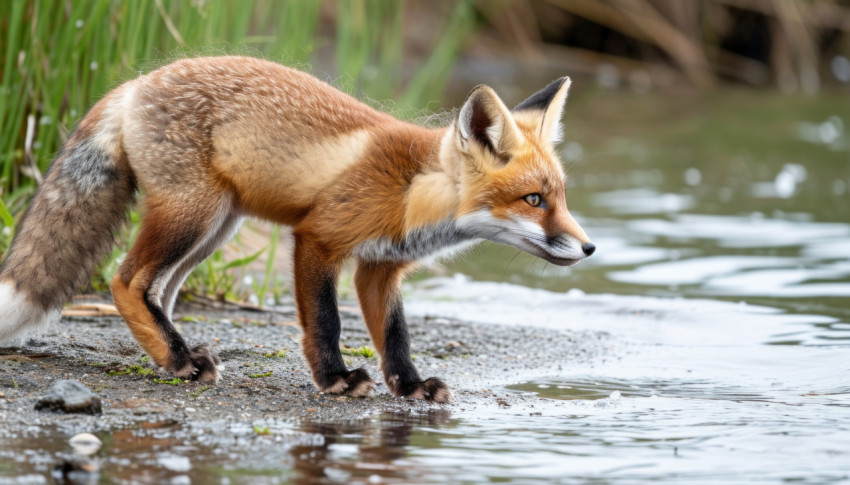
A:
[0, 56, 594, 403]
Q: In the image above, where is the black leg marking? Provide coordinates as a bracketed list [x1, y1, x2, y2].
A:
[383, 298, 451, 403]
[143, 291, 191, 369]
[314, 277, 374, 396]
[144, 279, 218, 383]
[315, 277, 347, 385]
[383, 300, 421, 393]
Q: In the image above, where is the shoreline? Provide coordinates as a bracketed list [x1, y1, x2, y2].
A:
[0, 298, 609, 430]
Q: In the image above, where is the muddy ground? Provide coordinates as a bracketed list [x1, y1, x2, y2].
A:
[0, 297, 609, 425]
[0, 297, 612, 482]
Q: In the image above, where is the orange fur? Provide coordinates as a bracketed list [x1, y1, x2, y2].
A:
[353, 261, 411, 354]
[2, 56, 593, 401]
[110, 270, 170, 366]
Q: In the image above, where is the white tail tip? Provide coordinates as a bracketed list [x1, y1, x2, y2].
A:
[0, 282, 61, 343]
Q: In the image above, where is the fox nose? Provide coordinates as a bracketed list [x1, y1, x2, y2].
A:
[581, 242, 596, 256]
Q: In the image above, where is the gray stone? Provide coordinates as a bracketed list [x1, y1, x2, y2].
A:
[35, 380, 102, 415]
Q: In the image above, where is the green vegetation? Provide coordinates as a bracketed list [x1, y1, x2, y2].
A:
[180, 316, 206, 323]
[340, 346, 375, 358]
[108, 364, 156, 377]
[0, 0, 475, 299]
[263, 350, 287, 359]
[248, 371, 273, 379]
[183, 244, 266, 302]
[252, 425, 271, 436]
[189, 386, 210, 398]
[153, 377, 184, 385]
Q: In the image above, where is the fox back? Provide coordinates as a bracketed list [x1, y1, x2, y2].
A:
[0, 56, 594, 402]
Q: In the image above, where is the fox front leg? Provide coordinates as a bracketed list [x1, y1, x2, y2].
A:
[354, 261, 451, 403]
[293, 235, 375, 396]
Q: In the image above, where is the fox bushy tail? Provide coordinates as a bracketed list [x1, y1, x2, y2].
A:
[0, 95, 135, 342]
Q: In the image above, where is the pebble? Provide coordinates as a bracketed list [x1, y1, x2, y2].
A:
[35, 380, 102, 415]
[69, 433, 102, 456]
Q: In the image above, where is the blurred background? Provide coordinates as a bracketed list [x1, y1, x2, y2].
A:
[2, 2, 850, 482]
[1, 0, 849, 311]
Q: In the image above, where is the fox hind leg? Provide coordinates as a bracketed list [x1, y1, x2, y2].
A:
[158, 211, 243, 320]
[111, 191, 237, 383]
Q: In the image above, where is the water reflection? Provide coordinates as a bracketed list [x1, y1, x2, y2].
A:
[0, 413, 459, 484]
[292, 410, 452, 483]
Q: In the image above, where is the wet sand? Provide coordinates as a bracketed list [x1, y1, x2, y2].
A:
[0, 298, 609, 431]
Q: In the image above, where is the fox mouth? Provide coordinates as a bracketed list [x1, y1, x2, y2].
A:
[544, 255, 581, 266]
[538, 253, 581, 266]
[522, 237, 582, 266]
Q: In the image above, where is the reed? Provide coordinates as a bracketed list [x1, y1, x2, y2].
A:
[0, 0, 475, 298]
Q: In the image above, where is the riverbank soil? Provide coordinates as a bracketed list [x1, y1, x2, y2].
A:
[0, 298, 609, 481]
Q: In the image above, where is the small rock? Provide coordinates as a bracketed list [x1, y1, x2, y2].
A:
[69, 433, 102, 456]
[35, 380, 102, 415]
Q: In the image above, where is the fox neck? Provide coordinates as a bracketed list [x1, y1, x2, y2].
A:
[400, 126, 465, 233]
[350, 124, 481, 264]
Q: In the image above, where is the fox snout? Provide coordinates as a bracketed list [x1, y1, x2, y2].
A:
[456, 206, 595, 267]
[536, 209, 595, 266]
[543, 236, 596, 266]
[534, 232, 595, 266]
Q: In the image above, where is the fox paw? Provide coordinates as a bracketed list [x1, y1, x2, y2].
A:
[173, 345, 220, 384]
[389, 376, 452, 403]
[320, 367, 374, 397]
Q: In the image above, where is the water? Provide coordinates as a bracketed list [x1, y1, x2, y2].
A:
[415, 88, 850, 482]
[3, 90, 850, 483]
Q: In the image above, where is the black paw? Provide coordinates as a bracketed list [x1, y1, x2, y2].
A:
[319, 367, 374, 397]
[388, 376, 452, 403]
[173, 345, 220, 383]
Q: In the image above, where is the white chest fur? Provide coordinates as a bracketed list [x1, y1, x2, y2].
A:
[352, 219, 479, 263]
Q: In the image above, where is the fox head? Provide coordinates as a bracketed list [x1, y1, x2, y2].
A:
[450, 77, 595, 266]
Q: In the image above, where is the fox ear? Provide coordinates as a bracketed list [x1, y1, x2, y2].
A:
[457, 85, 521, 158]
[513, 77, 571, 146]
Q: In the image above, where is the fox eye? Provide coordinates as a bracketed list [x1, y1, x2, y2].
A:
[523, 193, 543, 207]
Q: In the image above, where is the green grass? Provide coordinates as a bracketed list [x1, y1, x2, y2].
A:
[108, 364, 156, 377]
[340, 346, 375, 358]
[153, 377, 184, 385]
[248, 371, 273, 379]
[189, 386, 210, 398]
[0, 0, 476, 299]
[262, 350, 287, 359]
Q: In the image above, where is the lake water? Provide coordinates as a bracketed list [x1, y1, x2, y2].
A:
[2, 89, 849, 483]
[399, 88, 850, 483]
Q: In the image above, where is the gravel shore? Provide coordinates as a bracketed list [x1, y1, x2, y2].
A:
[0, 298, 609, 481]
